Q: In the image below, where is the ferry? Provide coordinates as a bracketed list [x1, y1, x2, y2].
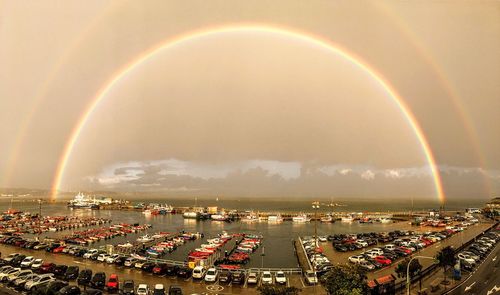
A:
[292, 214, 310, 223]
[268, 214, 283, 223]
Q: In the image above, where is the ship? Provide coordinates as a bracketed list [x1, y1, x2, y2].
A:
[292, 213, 310, 223]
[241, 212, 259, 222]
[320, 215, 333, 223]
[211, 214, 228, 221]
[183, 211, 199, 219]
[67, 192, 99, 209]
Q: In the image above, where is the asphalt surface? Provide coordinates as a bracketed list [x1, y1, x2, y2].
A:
[447, 240, 500, 295]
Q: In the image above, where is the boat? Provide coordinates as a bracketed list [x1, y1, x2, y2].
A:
[341, 216, 354, 223]
[183, 212, 199, 219]
[268, 214, 284, 223]
[136, 235, 154, 243]
[67, 192, 99, 209]
[292, 214, 310, 223]
[379, 217, 392, 223]
[241, 212, 259, 222]
[211, 214, 228, 221]
[320, 215, 333, 223]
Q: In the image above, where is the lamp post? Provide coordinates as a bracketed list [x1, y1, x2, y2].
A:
[407, 256, 435, 295]
[312, 201, 320, 247]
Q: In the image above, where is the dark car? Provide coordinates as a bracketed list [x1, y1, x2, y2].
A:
[122, 280, 135, 295]
[82, 289, 103, 295]
[176, 267, 192, 279]
[44, 280, 70, 295]
[10, 254, 26, 266]
[232, 271, 245, 285]
[334, 244, 348, 252]
[54, 265, 68, 279]
[141, 262, 155, 272]
[74, 249, 87, 257]
[168, 285, 182, 295]
[77, 269, 92, 286]
[46, 243, 61, 252]
[152, 264, 168, 275]
[114, 256, 127, 266]
[64, 266, 79, 280]
[56, 285, 81, 295]
[165, 265, 179, 276]
[219, 270, 232, 284]
[460, 259, 474, 271]
[91, 272, 106, 289]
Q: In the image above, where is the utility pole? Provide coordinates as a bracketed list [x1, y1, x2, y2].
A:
[38, 199, 42, 236]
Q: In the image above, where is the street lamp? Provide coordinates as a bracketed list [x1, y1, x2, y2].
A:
[407, 256, 435, 295]
[312, 201, 320, 247]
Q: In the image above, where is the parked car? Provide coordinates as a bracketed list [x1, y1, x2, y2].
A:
[77, 269, 92, 286]
[20, 256, 35, 268]
[25, 273, 55, 291]
[262, 271, 273, 285]
[153, 284, 165, 295]
[232, 271, 245, 285]
[56, 285, 81, 295]
[304, 270, 318, 285]
[64, 266, 79, 280]
[275, 271, 287, 285]
[106, 273, 119, 292]
[219, 270, 232, 284]
[168, 285, 182, 295]
[90, 272, 106, 289]
[192, 266, 206, 280]
[247, 272, 258, 284]
[122, 280, 135, 295]
[176, 267, 192, 278]
[40, 263, 56, 274]
[204, 268, 218, 282]
[31, 259, 44, 271]
[136, 284, 150, 295]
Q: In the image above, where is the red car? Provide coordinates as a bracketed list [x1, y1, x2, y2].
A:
[374, 256, 391, 265]
[40, 262, 56, 273]
[399, 247, 412, 254]
[106, 274, 119, 292]
[152, 264, 168, 275]
[421, 239, 433, 246]
[53, 246, 66, 253]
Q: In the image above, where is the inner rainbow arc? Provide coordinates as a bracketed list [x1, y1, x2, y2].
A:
[50, 25, 445, 204]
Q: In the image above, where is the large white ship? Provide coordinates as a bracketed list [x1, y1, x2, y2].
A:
[67, 192, 99, 209]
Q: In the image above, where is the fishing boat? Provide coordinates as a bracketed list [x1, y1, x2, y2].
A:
[183, 211, 199, 219]
[211, 214, 228, 221]
[137, 235, 154, 243]
[268, 214, 283, 223]
[320, 215, 333, 223]
[241, 212, 259, 222]
[341, 216, 354, 223]
[292, 214, 310, 223]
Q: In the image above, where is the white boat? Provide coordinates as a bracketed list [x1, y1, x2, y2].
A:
[67, 192, 99, 209]
[242, 212, 259, 222]
[268, 214, 283, 223]
[142, 210, 152, 215]
[211, 214, 228, 221]
[136, 235, 153, 243]
[321, 216, 333, 223]
[341, 216, 354, 223]
[292, 214, 310, 223]
[379, 217, 392, 223]
[183, 212, 198, 219]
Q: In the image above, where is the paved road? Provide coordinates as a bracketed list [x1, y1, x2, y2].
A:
[447, 242, 500, 295]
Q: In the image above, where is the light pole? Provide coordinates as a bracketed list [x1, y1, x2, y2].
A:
[312, 201, 320, 247]
[407, 256, 435, 295]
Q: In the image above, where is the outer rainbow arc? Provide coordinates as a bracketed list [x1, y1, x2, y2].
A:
[50, 24, 445, 204]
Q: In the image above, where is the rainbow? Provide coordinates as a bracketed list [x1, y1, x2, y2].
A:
[49, 24, 445, 203]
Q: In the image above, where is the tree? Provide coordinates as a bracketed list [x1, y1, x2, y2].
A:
[435, 246, 456, 283]
[258, 285, 301, 295]
[322, 264, 368, 295]
[395, 258, 423, 279]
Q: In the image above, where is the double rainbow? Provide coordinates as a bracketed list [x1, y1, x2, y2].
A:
[48, 25, 445, 203]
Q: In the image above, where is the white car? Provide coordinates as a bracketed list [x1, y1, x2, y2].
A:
[31, 259, 44, 270]
[0, 268, 21, 282]
[349, 255, 365, 264]
[204, 268, 218, 282]
[136, 284, 150, 295]
[304, 270, 318, 285]
[247, 272, 258, 284]
[318, 236, 327, 242]
[356, 240, 368, 247]
[275, 271, 287, 285]
[33, 243, 48, 250]
[124, 258, 137, 267]
[359, 260, 376, 270]
[8, 269, 32, 283]
[24, 273, 54, 291]
[457, 253, 476, 264]
[385, 244, 397, 251]
[20, 256, 35, 268]
[192, 266, 206, 279]
[153, 284, 165, 295]
[370, 248, 384, 255]
[262, 271, 273, 285]
[106, 254, 120, 264]
[97, 253, 109, 262]
[0, 266, 13, 275]
[134, 260, 147, 269]
[364, 252, 378, 259]
[13, 273, 38, 287]
[83, 249, 98, 259]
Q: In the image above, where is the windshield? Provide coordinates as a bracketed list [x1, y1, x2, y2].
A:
[277, 273, 284, 278]
[263, 273, 271, 278]
[207, 270, 215, 275]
